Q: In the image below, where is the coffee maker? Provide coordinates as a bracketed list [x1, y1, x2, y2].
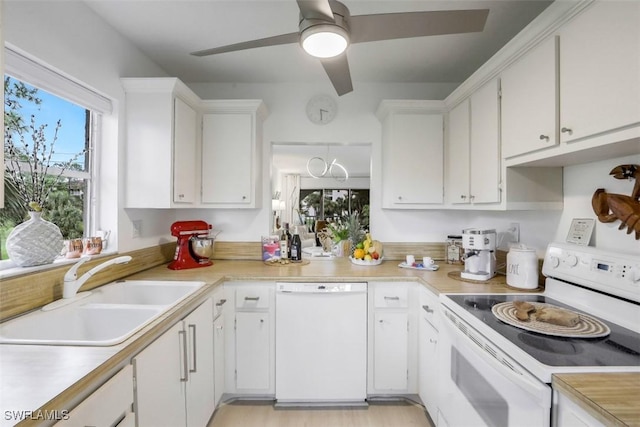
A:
[461, 228, 497, 281]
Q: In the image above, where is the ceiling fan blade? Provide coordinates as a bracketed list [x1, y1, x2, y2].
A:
[191, 32, 300, 57]
[349, 9, 490, 44]
[320, 54, 353, 96]
[297, 0, 335, 22]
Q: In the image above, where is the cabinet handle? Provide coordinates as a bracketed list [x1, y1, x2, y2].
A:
[188, 324, 197, 374]
[430, 338, 437, 344]
[178, 193, 184, 199]
[539, 134, 549, 141]
[469, 195, 475, 201]
[260, 318, 265, 324]
[422, 305, 434, 313]
[561, 127, 573, 135]
[216, 325, 224, 331]
[397, 196, 403, 201]
[179, 330, 188, 382]
[460, 195, 467, 200]
[216, 299, 227, 307]
[244, 296, 260, 301]
[384, 296, 400, 301]
[242, 196, 247, 200]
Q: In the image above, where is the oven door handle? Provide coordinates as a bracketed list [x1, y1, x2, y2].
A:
[442, 309, 552, 408]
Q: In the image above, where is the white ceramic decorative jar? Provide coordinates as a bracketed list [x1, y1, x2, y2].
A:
[6, 211, 64, 267]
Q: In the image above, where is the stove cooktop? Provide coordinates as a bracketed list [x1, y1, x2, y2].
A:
[446, 294, 640, 368]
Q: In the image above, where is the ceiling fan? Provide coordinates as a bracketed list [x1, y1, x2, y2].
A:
[191, 0, 489, 96]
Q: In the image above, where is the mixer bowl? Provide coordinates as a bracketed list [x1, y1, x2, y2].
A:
[190, 236, 214, 261]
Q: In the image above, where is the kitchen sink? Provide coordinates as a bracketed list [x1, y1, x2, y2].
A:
[85, 280, 205, 306]
[0, 280, 206, 346]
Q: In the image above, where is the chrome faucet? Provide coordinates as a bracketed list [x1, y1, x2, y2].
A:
[63, 255, 132, 299]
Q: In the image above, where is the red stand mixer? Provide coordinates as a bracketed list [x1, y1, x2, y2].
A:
[168, 220, 215, 270]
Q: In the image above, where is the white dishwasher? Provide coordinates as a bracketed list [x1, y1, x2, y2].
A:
[275, 282, 368, 405]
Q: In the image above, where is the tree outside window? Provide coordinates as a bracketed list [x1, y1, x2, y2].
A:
[2, 76, 90, 260]
[300, 188, 369, 230]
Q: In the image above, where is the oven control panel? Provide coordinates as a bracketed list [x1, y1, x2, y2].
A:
[543, 242, 640, 302]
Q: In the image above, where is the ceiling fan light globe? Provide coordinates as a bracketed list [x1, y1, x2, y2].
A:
[301, 25, 349, 58]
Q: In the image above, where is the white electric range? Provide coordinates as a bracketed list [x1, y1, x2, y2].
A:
[437, 242, 640, 427]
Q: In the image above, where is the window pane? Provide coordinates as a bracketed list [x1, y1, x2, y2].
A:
[3, 75, 90, 260]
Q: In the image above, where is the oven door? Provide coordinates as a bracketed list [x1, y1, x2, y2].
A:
[438, 306, 552, 427]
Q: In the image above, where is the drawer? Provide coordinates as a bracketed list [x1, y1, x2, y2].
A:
[235, 287, 270, 309]
[374, 284, 409, 308]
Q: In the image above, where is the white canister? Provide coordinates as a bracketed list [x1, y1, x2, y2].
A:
[506, 246, 539, 289]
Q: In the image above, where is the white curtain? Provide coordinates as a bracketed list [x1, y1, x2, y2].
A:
[282, 174, 301, 227]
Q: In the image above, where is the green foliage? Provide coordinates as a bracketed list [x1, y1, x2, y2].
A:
[3, 76, 86, 241]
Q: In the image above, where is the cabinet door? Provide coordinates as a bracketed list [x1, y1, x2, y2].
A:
[202, 113, 253, 205]
[373, 311, 408, 391]
[134, 322, 186, 427]
[501, 36, 557, 158]
[559, 1, 640, 143]
[213, 315, 225, 407]
[383, 113, 444, 206]
[235, 311, 270, 391]
[173, 97, 197, 204]
[419, 315, 439, 423]
[469, 79, 501, 204]
[55, 365, 134, 427]
[447, 99, 470, 204]
[185, 301, 215, 427]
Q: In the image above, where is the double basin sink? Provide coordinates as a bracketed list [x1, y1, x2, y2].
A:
[0, 280, 205, 346]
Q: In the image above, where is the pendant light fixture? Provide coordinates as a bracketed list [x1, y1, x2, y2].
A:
[306, 145, 349, 182]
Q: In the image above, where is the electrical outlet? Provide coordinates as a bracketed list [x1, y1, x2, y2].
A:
[509, 222, 520, 243]
[132, 220, 142, 239]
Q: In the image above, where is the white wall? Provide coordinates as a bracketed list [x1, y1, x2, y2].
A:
[3, 0, 174, 252]
[557, 154, 640, 255]
[186, 81, 563, 253]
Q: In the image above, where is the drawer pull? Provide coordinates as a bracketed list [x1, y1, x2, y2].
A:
[422, 305, 434, 313]
[384, 296, 400, 301]
[244, 296, 260, 301]
[188, 324, 197, 374]
[179, 330, 188, 382]
[216, 299, 227, 307]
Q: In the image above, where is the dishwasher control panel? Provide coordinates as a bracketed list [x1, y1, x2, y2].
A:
[276, 282, 367, 293]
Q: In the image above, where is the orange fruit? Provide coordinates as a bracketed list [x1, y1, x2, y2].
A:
[354, 248, 365, 260]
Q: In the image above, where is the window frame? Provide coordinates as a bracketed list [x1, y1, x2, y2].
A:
[1, 46, 110, 273]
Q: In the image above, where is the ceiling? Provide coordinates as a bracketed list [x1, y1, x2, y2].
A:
[84, 0, 553, 89]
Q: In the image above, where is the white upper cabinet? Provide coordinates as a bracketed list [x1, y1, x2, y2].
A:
[500, 1, 640, 166]
[447, 99, 470, 205]
[559, 1, 640, 144]
[501, 36, 558, 159]
[446, 79, 501, 207]
[469, 79, 501, 204]
[201, 100, 268, 208]
[377, 100, 445, 209]
[122, 78, 200, 209]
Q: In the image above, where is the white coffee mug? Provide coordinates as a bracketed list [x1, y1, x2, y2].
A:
[423, 256, 434, 266]
[406, 255, 415, 265]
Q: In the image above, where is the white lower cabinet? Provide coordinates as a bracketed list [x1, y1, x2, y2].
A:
[54, 365, 134, 427]
[554, 390, 606, 427]
[368, 282, 417, 395]
[224, 282, 275, 396]
[418, 287, 440, 423]
[133, 299, 214, 427]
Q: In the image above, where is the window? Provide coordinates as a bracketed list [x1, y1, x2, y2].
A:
[2, 75, 95, 260]
[300, 188, 370, 230]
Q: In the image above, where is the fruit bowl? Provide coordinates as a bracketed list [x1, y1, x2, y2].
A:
[349, 256, 383, 266]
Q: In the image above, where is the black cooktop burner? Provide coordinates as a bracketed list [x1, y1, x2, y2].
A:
[447, 294, 640, 367]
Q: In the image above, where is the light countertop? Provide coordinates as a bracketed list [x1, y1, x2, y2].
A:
[1, 259, 637, 426]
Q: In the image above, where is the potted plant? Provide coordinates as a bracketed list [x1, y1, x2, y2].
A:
[4, 109, 85, 266]
[326, 213, 365, 257]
